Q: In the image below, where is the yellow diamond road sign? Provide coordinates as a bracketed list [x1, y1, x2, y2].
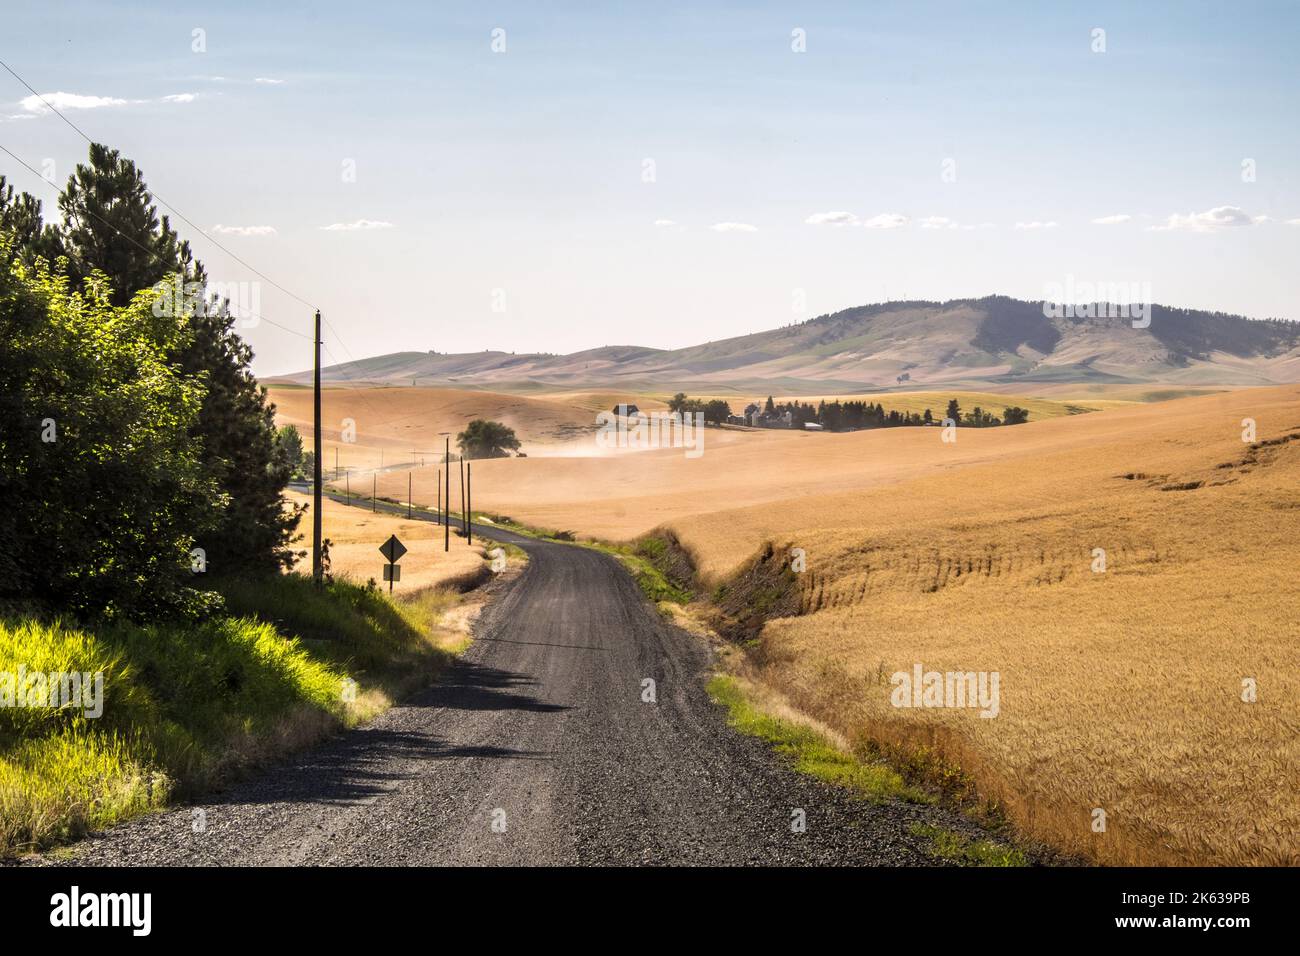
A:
[379, 535, 407, 563]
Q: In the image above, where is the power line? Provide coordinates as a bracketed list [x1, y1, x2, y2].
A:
[0, 61, 403, 446]
[0, 140, 315, 341]
[0, 58, 394, 387]
[0, 56, 318, 312]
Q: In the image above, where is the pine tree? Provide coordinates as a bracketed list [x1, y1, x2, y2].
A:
[53, 143, 185, 305]
[0, 176, 50, 258]
[179, 296, 304, 574]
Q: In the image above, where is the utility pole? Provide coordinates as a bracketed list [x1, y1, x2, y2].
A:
[312, 310, 323, 585]
[372, 472, 376, 512]
[345, 470, 350, 505]
[466, 462, 472, 544]
[334, 446, 339, 480]
[443, 436, 450, 551]
[459, 454, 466, 538]
[407, 472, 412, 519]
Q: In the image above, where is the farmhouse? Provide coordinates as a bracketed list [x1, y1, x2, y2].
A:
[611, 402, 640, 417]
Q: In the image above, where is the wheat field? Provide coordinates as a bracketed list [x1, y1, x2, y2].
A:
[681, 385, 1300, 865]
[285, 490, 490, 592]
[284, 384, 1300, 864]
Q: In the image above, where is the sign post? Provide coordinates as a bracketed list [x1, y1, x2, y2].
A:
[379, 534, 407, 594]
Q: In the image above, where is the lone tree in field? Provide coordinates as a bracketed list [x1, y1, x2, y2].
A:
[457, 419, 522, 459]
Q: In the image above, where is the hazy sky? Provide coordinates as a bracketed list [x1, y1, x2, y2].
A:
[3, 1, 1298, 375]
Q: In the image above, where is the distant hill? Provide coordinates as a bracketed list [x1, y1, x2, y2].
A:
[269, 296, 1300, 393]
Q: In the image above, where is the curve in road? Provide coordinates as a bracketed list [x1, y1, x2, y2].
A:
[54, 500, 998, 866]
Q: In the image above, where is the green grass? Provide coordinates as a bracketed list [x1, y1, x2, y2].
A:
[474, 515, 693, 605]
[588, 537, 693, 605]
[908, 822, 1028, 866]
[707, 675, 929, 804]
[0, 573, 458, 857]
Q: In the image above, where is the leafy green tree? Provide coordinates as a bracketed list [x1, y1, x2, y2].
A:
[457, 419, 522, 459]
[945, 398, 962, 424]
[702, 399, 732, 425]
[0, 243, 219, 618]
[667, 392, 689, 414]
[1002, 406, 1030, 425]
[51, 144, 299, 575]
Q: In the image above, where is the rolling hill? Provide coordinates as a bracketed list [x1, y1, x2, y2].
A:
[270, 296, 1300, 393]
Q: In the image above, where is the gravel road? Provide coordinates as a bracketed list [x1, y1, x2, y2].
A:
[49, 509, 1008, 866]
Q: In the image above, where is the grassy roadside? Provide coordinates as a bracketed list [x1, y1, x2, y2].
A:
[706, 672, 1029, 866]
[0, 572, 477, 858]
[474, 512, 692, 605]
[707, 674, 927, 803]
[907, 822, 1027, 866]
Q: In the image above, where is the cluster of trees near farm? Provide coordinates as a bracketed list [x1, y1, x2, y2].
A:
[668, 392, 1032, 431]
[666, 392, 734, 425]
[0, 144, 301, 619]
[762, 396, 1031, 429]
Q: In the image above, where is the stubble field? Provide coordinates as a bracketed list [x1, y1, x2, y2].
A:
[278, 382, 1299, 864]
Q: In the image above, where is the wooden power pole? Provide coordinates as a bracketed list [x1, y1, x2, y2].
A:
[312, 309, 323, 585]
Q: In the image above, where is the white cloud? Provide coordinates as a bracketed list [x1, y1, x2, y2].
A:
[20, 92, 128, 114]
[805, 210, 858, 226]
[254, 77, 285, 85]
[862, 213, 909, 229]
[1149, 205, 1254, 232]
[710, 222, 757, 233]
[211, 224, 277, 237]
[1014, 220, 1059, 230]
[1287, 218, 1300, 226]
[1252, 214, 1272, 224]
[653, 219, 678, 227]
[919, 216, 959, 230]
[1091, 214, 1132, 225]
[320, 219, 395, 232]
[162, 93, 197, 104]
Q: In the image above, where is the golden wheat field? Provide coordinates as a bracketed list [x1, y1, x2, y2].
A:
[644, 386, 1300, 865]
[285, 490, 491, 593]
[268, 385, 602, 476]
[725, 385, 1300, 865]
[280, 384, 1300, 864]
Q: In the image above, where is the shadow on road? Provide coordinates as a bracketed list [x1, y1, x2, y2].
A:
[409, 659, 571, 714]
